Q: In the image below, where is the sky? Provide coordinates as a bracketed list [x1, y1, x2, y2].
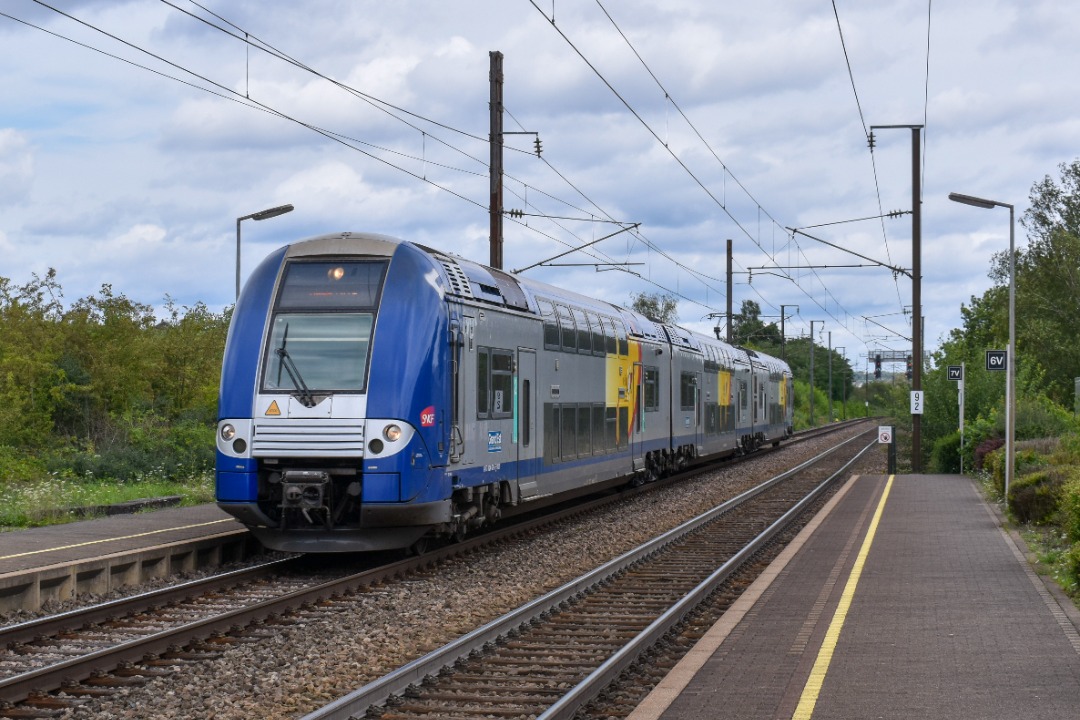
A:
[2, 0, 1078, 377]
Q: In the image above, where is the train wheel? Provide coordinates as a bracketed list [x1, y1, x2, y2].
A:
[408, 537, 429, 556]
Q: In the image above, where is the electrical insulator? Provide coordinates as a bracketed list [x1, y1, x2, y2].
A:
[867, 131, 876, 150]
[534, 136, 542, 157]
[507, 208, 524, 219]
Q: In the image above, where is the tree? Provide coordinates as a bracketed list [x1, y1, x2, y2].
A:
[630, 291, 679, 324]
[731, 300, 782, 347]
[918, 158, 1080, 469]
[0, 270, 68, 447]
[986, 159, 1080, 404]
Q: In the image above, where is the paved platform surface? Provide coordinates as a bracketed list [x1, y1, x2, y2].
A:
[630, 474, 1080, 720]
[0, 503, 243, 576]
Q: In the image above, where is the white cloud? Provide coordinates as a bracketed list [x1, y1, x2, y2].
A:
[103, 223, 169, 255]
[1, 0, 1079, 361]
[0, 129, 34, 206]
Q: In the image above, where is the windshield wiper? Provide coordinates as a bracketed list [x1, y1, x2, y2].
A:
[276, 324, 317, 408]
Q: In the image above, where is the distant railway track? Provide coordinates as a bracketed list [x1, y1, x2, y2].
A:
[0, 420, 871, 716]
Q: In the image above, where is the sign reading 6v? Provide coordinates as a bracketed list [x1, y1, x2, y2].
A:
[986, 350, 1007, 371]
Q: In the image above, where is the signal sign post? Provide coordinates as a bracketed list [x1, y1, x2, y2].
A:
[879, 425, 896, 474]
[950, 363, 965, 473]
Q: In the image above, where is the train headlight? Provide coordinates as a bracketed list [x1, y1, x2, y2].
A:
[220, 424, 236, 441]
[384, 424, 402, 442]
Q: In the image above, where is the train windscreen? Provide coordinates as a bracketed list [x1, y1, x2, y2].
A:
[261, 260, 386, 394]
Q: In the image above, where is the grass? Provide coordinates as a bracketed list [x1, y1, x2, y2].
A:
[0, 471, 215, 530]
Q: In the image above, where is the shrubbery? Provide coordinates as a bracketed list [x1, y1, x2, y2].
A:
[0, 272, 227, 489]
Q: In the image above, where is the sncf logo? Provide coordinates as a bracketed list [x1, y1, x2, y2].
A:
[420, 406, 436, 427]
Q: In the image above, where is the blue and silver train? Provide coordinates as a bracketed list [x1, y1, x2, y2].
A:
[216, 233, 794, 552]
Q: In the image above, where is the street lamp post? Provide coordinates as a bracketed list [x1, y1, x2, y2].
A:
[949, 191, 1015, 504]
[236, 204, 295, 300]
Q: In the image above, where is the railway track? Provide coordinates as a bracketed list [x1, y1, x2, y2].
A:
[303, 427, 876, 720]
[0, 420, 872, 717]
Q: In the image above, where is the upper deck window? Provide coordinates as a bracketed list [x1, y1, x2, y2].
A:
[276, 260, 388, 310]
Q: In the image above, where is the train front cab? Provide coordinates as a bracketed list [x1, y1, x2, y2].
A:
[215, 234, 454, 552]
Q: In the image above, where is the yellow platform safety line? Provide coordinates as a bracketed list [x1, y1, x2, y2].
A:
[792, 474, 895, 720]
[0, 519, 235, 561]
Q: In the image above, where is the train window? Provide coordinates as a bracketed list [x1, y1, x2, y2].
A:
[539, 300, 560, 350]
[644, 366, 660, 412]
[561, 405, 577, 460]
[491, 351, 513, 419]
[605, 407, 618, 450]
[555, 304, 576, 352]
[577, 405, 592, 455]
[586, 311, 605, 357]
[572, 307, 591, 354]
[704, 345, 718, 373]
[592, 405, 605, 454]
[275, 260, 387, 310]
[681, 373, 697, 411]
[603, 317, 617, 354]
[616, 320, 629, 356]
[477, 348, 514, 419]
[544, 404, 560, 464]
[477, 349, 490, 416]
[263, 313, 374, 393]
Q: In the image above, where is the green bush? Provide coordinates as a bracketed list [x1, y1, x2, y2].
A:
[0, 445, 48, 482]
[931, 431, 962, 473]
[1061, 543, 1080, 596]
[1061, 475, 1080, 544]
[1009, 468, 1070, 525]
[42, 415, 214, 484]
[984, 446, 1006, 496]
[1016, 394, 1080, 441]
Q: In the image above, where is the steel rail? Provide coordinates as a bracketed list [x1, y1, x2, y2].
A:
[300, 429, 875, 720]
[0, 557, 297, 649]
[539, 437, 877, 720]
[0, 420, 870, 708]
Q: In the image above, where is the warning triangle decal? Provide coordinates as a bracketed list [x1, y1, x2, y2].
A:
[265, 400, 281, 416]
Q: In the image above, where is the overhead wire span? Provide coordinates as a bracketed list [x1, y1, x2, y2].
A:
[540, 0, 865, 340]
[831, 0, 903, 311]
[4, 1, 746, 322]
[177, 0, 738, 312]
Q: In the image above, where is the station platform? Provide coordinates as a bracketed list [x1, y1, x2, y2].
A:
[0, 504, 255, 613]
[630, 474, 1080, 720]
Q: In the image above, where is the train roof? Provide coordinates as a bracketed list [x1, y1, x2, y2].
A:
[278, 233, 789, 373]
